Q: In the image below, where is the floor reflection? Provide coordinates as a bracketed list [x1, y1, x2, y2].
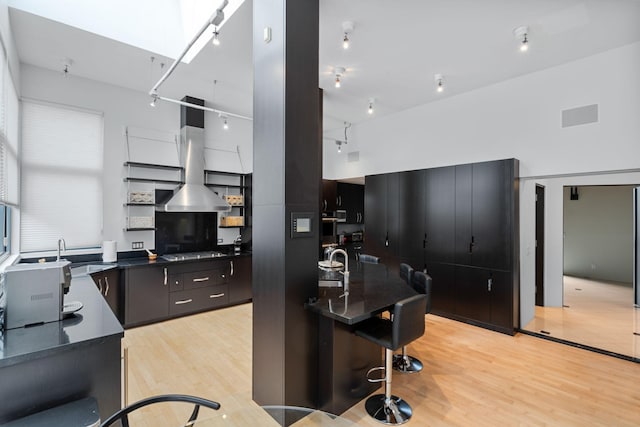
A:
[523, 276, 639, 360]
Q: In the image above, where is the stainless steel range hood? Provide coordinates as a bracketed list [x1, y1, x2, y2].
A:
[163, 125, 231, 212]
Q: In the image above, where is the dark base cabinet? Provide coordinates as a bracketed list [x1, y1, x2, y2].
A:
[317, 317, 380, 415]
[124, 255, 252, 328]
[229, 256, 252, 302]
[125, 265, 169, 327]
[91, 268, 122, 322]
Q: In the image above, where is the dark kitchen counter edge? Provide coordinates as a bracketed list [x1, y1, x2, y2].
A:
[0, 275, 124, 369]
[116, 251, 252, 269]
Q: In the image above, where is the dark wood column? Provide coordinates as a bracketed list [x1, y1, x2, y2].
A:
[252, 0, 320, 409]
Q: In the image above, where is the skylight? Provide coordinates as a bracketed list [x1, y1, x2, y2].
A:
[8, 0, 245, 63]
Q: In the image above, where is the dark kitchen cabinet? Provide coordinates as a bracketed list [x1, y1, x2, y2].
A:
[454, 266, 513, 331]
[364, 159, 519, 334]
[364, 173, 399, 268]
[398, 170, 426, 271]
[91, 268, 122, 323]
[424, 166, 456, 265]
[455, 160, 514, 271]
[337, 182, 364, 224]
[167, 260, 228, 316]
[426, 262, 456, 315]
[322, 180, 337, 213]
[124, 265, 169, 327]
[228, 256, 252, 302]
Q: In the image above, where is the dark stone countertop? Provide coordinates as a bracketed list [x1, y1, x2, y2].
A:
[0, 274, 123, 369]
[307, 262, 417, 325]
[115, 251, 252, 269]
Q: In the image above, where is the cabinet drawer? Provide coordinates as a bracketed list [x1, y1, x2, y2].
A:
[169, 274, 183, 292]
[169, 285, 229, 316]
[183, 269, 226, 290]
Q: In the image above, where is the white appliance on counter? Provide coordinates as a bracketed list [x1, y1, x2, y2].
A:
[1, 261, 72, 329]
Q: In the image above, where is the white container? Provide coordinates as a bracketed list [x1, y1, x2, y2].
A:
[102, 240, 117, 262]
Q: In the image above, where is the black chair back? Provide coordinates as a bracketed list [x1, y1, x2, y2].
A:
[358, 254, 380, 264]
[412, 271, 433, 313]
[100, 394, 220, 427]
[399, 263, 414, 286]
[391, 294, 427, 350]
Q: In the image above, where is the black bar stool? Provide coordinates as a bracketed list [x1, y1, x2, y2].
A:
[393, 263, 423, 373]
[412, 271, 433, 314]
[354, 294, 427, 425]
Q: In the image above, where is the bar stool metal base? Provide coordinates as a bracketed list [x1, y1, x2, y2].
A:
[392, 354, 423, 373]
[364, 394, 412, 425]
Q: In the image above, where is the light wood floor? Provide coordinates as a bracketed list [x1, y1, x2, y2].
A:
[523, 276, 640, 359]
[122, 303, 640, 426]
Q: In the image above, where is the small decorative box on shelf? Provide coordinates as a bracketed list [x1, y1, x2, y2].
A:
[128, 216, 154, 229]
[224, 194, 244, 206]
[220, 216, 244, 227]
[128, 191, 155, 204]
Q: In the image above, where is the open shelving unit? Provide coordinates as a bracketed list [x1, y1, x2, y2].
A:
[205, 170, 251, 229]
[123, 162, 184, 231]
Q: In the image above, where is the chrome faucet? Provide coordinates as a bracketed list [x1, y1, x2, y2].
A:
[329, 248, 349, 295]
[57, 238, 66, 261]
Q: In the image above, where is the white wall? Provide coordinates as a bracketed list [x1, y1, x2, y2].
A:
[326, 41, 640, 328]
[563, 185, 634, 284]
[20, 64, 253, 254]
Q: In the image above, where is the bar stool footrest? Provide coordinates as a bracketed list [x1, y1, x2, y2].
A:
[366, 366, 386, 383]
[364, 394, 412, 425]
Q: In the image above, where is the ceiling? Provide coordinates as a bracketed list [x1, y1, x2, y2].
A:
[8, 0, 640, 133]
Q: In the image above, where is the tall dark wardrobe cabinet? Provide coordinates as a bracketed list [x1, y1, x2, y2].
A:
[365, 159, 519, 335]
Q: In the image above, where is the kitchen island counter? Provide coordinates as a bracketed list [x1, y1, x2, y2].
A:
[306, 262, 418, 415]
[307, 262, 416, 324]
[0, 273, 123, 423]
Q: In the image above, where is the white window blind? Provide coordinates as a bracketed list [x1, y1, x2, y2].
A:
[0, 47, 6, 203]
[21, 101, 104, 252]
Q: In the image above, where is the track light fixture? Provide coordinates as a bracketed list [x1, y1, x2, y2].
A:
[434, 74, 444, 93]
[219, 113, 229, 130]
[367, 98, 375, 115]
[61, 57, 73, 78]
[212, 27, 220, 46]
[336, 140, 346, 153]
[513, 26, 529, 52]
[149, 94, 158, 107]
[334, 67, 346, 88]
[342, 21, 354, 50]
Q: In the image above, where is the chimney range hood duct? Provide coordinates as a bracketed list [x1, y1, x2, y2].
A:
[164, 97, 231, 212]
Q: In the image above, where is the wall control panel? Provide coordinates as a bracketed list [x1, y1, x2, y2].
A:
[291, 212, 315, 238]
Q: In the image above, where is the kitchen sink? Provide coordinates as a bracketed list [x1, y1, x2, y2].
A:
[70, 263, 117, 277]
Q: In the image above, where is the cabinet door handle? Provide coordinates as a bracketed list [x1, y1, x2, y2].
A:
[164, 268, 168, 286]
[487, 278, 493, 292]
[175, 299, 193, 305]
[209, 293, 225, 298]
[104, 276, 110, 296]
[423, 233, 427, 248]
[323, 200, 327, 211]
[192, 277, 210, 282]
[97, 278, 103, 294]
[469, 236, 475, 254]
[385, 232, 389, 247]
[230, 260, 234, 276]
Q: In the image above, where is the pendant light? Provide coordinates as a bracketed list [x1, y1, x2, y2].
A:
[342, 21, 354, 50]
